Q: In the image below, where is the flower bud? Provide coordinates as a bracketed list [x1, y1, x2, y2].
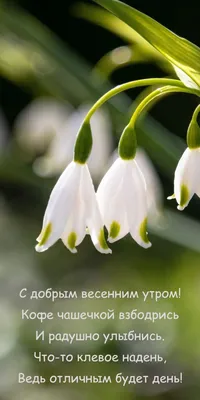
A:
[187, 106, 200, 149]
[118, 124, 137, 160]
[74, 121, 93, 163]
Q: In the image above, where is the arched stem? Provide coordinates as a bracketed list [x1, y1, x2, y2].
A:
[128, 85, 200, 129]
[83, 78, 199, 123]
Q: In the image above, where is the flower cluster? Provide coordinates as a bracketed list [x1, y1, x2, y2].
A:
[35, 78, 200, 254]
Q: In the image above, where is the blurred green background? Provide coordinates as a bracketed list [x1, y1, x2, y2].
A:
[1, 0, 200, 398]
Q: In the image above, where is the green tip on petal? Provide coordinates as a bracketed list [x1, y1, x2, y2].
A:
[139, 218, 151, 246]
[98, 228, 110, 251]
[74, 121, 93, 164]
[119, 125, 137, 160]
[38, 223, 52, 246]
[179, 184, 189, 209]
[67, 232, 77, 253]
[109, 221, 120, 240]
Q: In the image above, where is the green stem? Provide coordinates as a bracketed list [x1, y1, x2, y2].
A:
[84, 78, 190, 122]
[187, 103, 200, 149]
[128, 85, 200, 128]
[118, 85, 200, 160]
[92, 45, 141, 81]
[192, 103, 200, 122]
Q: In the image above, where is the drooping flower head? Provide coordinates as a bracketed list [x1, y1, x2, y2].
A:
[106, 147, 163, 220]
[36, 121, 111, 254]
[168, 105, 200, 210]
[97, 124, 152, 248]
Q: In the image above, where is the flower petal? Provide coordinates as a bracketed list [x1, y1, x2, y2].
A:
[135, 148, 163, 218]
[61, 187, 86, 253]
[125, 160, 151, 248]
[82, 165, 112, 254]
[194, 151, 200, 197]
[36, 161, 81, 252]
[36, 161, 75, 241]
[173, 148, 199, 210]
[97, 157, 129, 242]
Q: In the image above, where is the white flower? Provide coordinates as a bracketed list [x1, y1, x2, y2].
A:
[36, 161, 111, 254]
[33, 104, 113, 181]
[97, 157, 152, 248]
[168, 147, 200, 210]
[106, 148, 163, 220]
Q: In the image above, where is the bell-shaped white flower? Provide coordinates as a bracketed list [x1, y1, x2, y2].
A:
[168, 147, 200, 210]
[97, 157, 152, 248]
[106, 148, 163, 220]
[36, 161, 111, 254]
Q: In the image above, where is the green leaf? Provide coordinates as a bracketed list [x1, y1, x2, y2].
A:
[73, 3, 172, 74]
[93, 0, 200, 87]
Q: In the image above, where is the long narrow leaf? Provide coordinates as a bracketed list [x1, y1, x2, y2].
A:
[93, 0, 200, 87]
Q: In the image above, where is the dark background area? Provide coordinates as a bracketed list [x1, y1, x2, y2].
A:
[2, 0, 200, 132]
